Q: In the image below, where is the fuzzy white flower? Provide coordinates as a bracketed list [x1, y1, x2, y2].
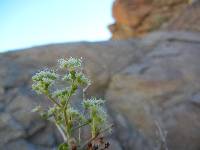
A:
[32, 70, 58, 94]
[32, 70, 58, 82]
[52, 88, 69, 99]
[58, 57, 82, 69]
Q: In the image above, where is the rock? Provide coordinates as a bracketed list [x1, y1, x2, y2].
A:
[190, 93, 200, 106]
[106, 31, 200, 149]
[6, 94, 47, 136]
[109, 0, 189, 39]
[0, 87, 4, 95]
[28, 125, 56, 147]
[3, 139, 37, 150]
[0, 40, 141, 149]
[107, 139, 122, 150]
[109, 112, 153, 149]
[165, 0, 200, 32]
[0, 31, 200, 149]
[2, 40, 141, 96]
[0, 113, 26, 145]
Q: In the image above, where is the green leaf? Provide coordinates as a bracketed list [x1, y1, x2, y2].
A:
[58, 143, 69, 150]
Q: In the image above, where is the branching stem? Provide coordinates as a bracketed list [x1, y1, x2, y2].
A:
[47, 94, 61, 107]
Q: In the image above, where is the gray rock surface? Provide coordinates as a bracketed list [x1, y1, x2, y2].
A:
[0, 31, 200, 149]
[106, 31, 200, 150]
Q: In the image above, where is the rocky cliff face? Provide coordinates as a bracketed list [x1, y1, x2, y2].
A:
[0, 31, 200, 150]
[165, 0, 200, 32]
[109, 0, 197, 39]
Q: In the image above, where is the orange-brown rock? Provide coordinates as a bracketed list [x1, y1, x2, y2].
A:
[165, 0, 200, 32]
[109, 0, 189, 39]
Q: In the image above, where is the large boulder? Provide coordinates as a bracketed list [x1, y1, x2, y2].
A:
[165, 0, 200, 32]
[106, 31, 200, 149]
[0, 40, 140, 149]
[0, 31, 200, 149]
[109, 0, 200, 40]
[109, 0, 189, 39]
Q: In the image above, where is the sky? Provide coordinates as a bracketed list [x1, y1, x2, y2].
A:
[0, 0, 114, 52]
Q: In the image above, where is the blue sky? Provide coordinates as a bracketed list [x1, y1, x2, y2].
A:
[0, 0, 114, 52]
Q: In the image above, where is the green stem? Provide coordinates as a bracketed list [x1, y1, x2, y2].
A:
[64, 80, 75, 109]
[47, 94, 61, 107]
[72, 120, 91, 131]
[78, 123, 81, 144]
[64, 91, 72, 109]
[92, 118, 96, 138]
[62, 79, 77, 148]
[55, 123, 68, 142]
[63, 107, 71, 138]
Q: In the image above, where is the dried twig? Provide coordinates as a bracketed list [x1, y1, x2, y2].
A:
[155, 120, 168, 150]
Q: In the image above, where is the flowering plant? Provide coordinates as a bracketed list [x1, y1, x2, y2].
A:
[32, 57, 112, 150]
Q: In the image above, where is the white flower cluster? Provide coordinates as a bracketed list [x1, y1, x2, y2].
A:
[32, 70, 58, 94]
[52, 88, 69, 100]
[67, 107, 85, 122]
[58, 57, 82, 70]
[83, 98, 108, 133]
[31, 57, 111, 149]
[83, 98, 105, 109]
[63, 72, 90, 86]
